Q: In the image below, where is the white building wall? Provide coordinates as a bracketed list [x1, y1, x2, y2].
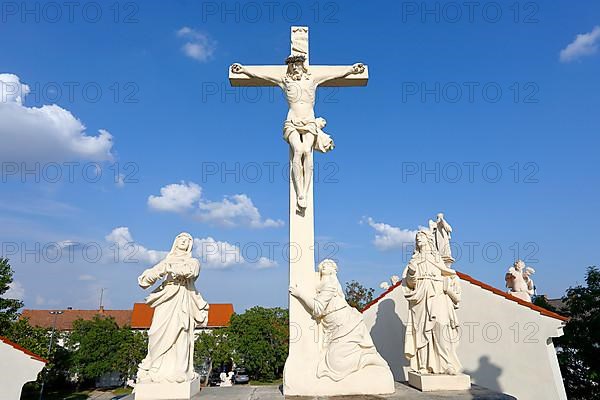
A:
[0, 340, 46, 400]
[362, 278, 568, 400]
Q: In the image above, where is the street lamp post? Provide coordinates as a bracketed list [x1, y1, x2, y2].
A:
[38, 310, 63, 400]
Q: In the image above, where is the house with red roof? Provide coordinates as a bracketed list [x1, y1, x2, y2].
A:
[361, 271, 568, 400]
[0, 336, 47, 400]
[130, 302, 235, 331]
[21, 303, 234, 332]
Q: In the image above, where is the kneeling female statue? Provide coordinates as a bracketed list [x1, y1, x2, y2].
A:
[289, 259, 393, 383]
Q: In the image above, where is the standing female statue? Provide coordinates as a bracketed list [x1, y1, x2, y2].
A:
[136, 233, 209, 385]
[402, 230, 462, 375]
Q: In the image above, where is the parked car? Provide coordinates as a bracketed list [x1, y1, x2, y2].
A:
[208, 370, 223, 387]
[233, 367, 249, 384]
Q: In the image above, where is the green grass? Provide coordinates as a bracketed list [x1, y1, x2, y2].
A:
[112, 387, 133, 395]
[249, 378, 283, 386]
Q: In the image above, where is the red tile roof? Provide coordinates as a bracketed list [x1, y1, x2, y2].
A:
[361, 271, 568, 322]
[21, 307, 133, 330]
[131, 303, 234, 329]
[21, 303, 235, 330]
[0, 336, 48, 363]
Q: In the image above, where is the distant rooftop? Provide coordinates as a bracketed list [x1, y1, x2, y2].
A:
[131, 303, 234, 329]
[21, 303, 234, 330]
[21, 307, 132, 330]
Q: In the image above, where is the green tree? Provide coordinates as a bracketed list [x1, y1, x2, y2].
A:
[114, 329, 148, 382]
[532, 295, 558, 313]
[194, 328, 234, 371]
[0, 258, 24, 334]
[344, 280, 375, 310]
[228, 307, 288, 382]
[5, 317, 71, 388]
[5, 317, 50, 356]
[67, 315, 124, 384]
[555, 266, 600, 399]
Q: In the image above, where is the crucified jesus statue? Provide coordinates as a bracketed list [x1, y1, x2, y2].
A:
[231, 55, 365, 210]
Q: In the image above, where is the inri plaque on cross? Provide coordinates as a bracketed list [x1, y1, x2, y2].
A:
[229, 26, 369, 396]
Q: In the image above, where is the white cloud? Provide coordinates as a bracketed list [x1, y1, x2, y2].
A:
[256, 257, 278, 269]
[0, 73, 114, 162]
[193, 237, 244, 269]
[116, 173, 126, 188]
[78, 274, 96, 281]
[362, 217, 418, 251]
[105, 227, 167, 264]
[148, 182, 283, 229]
[5, 281, 25, 300]
[176, 27, 216, 62]
[103, 228, 263, 270]
[198, 194, 284, 228]
[148, 181, 202, 213]
[560, 26, 600, 63]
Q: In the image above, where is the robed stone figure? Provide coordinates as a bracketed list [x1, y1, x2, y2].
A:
[402, 230, 462, 375]
[136, 233, 209, 384]
[290, 259, 393, 384]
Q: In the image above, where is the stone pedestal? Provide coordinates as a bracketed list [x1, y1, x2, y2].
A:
[134, 376, 200, 400]
[408, 371, 471, 392]
[285, 364, 395, 397]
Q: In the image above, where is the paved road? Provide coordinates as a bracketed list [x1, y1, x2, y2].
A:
[122, 382, 515, 400]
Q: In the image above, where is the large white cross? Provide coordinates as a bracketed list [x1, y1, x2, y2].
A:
[229, 26, 368, 396]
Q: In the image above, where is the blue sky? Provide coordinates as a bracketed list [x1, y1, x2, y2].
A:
[1, 0, 599, 312]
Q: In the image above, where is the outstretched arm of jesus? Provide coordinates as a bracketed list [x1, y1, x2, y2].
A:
[314, 63, 365, 85]
[230, 63, 284, 87]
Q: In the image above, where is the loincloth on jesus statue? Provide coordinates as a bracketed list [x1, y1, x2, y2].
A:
[283, 118, 335, 153]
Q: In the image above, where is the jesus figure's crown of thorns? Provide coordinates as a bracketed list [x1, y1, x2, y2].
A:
[285, 55, 306, 64]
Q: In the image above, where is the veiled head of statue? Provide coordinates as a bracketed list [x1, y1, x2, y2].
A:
[415, 230, 433, 251]
[170, 232, 193, 256]
[318, 259, 338, 276]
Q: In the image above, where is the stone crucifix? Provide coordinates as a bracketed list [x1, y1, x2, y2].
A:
[229, 27, 369, 396]
[230, 26, 367, 212]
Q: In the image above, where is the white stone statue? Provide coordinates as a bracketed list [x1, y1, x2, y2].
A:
[135, 233, 209, 395]
[289, 259, 393, 382]
[380, 275, 401, 290]
[402, 230, 463, 376]
[231, 57, 363, 210]
[505, 259, 536, 302]
[429, 212, 454, 266]
[219, 371, 233, 387]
